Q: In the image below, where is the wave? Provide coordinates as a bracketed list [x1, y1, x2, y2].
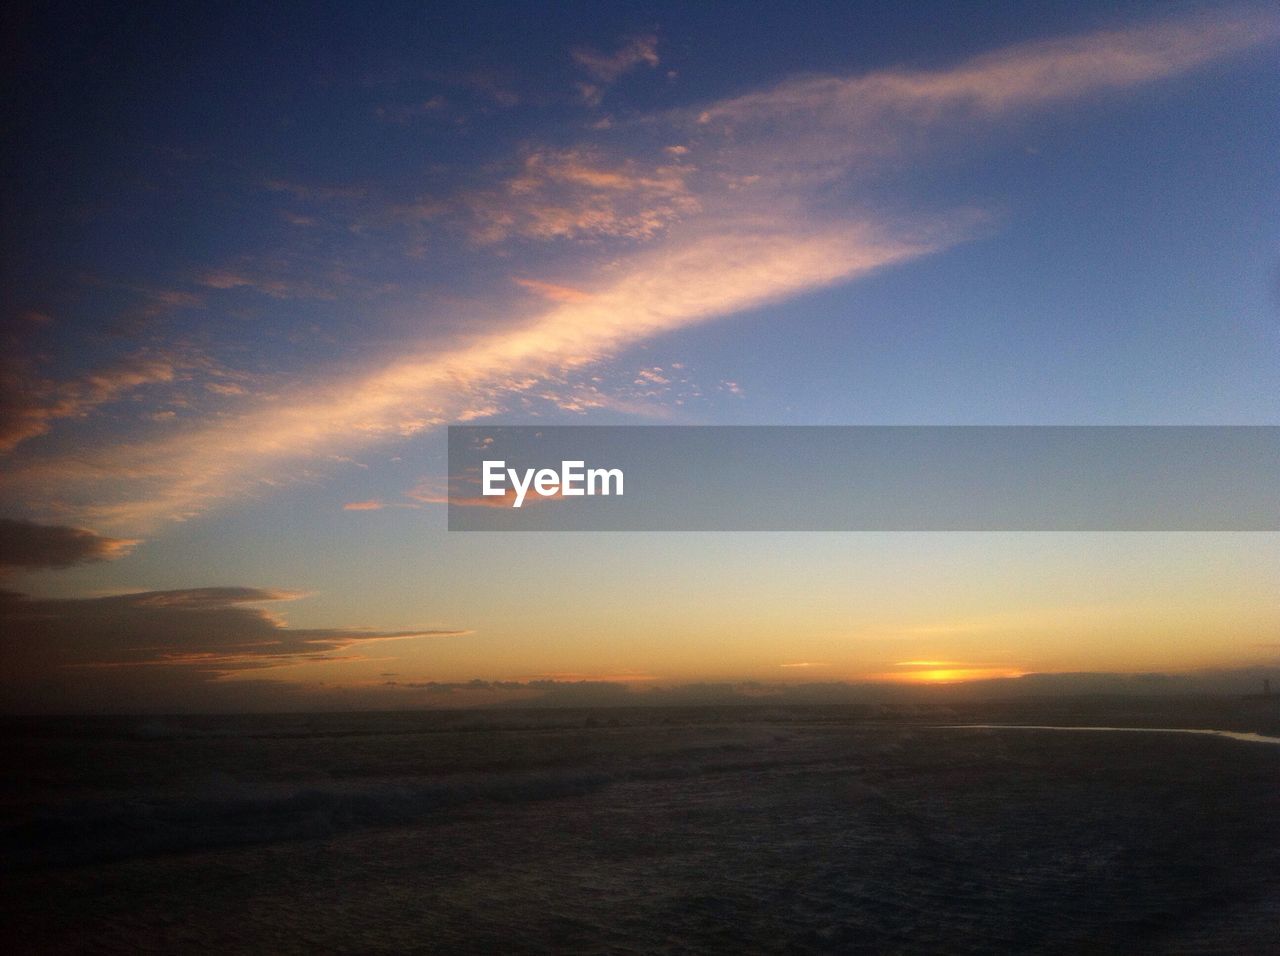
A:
[940, 725, 1280, 745]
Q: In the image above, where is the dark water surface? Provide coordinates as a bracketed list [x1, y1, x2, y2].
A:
[3, 708, 1278, 953]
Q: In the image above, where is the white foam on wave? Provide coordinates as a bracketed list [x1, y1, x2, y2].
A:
[941, 725, 1280, 745]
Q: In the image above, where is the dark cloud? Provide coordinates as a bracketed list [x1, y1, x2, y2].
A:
[372, 670, 1280, 712]
[0, 587, 467, 712]
[0, 519, 138, 572]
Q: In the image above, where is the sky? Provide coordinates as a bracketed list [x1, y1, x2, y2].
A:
[1, 0, 1278, 712]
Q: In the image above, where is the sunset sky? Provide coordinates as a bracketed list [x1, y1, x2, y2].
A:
[2, 1, 1278, 711]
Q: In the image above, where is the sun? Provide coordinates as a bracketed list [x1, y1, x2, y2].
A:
[869, 663, 1028, 684]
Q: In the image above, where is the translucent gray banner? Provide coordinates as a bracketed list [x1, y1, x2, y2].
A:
[447, 426, 1280, 531]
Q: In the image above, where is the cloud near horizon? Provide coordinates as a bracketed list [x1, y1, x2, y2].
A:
[0, 519, 138, 573]
[2, 8, 1276, 534]
[0, 586, 469, 711]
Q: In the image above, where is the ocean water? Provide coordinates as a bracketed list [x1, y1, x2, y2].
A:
[3, 708, 1279, 954]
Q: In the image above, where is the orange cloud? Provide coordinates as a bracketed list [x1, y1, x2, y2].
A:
[449, 488, 566, 509]
[512, 278, 593, 303]
[467, 148, 697, 244]
[0, 349, 192, 453]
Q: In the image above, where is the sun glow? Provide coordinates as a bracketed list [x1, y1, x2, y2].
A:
[871, 664, 1028, 684]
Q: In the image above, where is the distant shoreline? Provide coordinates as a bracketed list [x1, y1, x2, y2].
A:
[941, 725, 1280, 746]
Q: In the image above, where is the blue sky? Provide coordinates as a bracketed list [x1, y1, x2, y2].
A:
[1, 1, 1277, 710]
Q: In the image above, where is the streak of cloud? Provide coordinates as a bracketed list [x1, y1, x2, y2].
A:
[688, 8, 1278, 180]
[342, 500, 385, 511]
[47, 224, 933, 529]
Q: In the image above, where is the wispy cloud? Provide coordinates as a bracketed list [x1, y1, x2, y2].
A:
[342, 499, 386, 511]
[572, 34, 660, 105]
[262, 179, 369, 202]
[574, 34, 660, 83]
[198, 269, 339, 300]
[374, 94, 449, 124]
[0, 348, 200, 453]
[8, 223, 933, 529]
[466, 148, 698, 244]
[689, 8, 1277, 178]
[3, 8, 1275, 532]
[512, 277, 594, 303]
[779, 661, 830, 669]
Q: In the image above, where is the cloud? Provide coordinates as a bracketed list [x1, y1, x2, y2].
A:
[573, 34, 660, 83]
[374, 95, 448, 124]
[572, 34, 659, 104]
[6, 221, 934, 530]
[405, 477, 448, 506]
[516, 671, 657, 682]
[513, 278, 594, 303]
[466, 148, 698, 244]
[280, 210, 317, 227]
[386, 666, 1280, 709]
[412, 466, 570, 509]
[448, 488, 565, 509]
[261, 179, 368, 202]
[0, 587, 468, 710]
[0, 520, 138, 573]
[342, 500, 385, 511]
[779, 661, 830, 668]
[3, 8, 1276, 532]
[688, 9, 1278, 179]
[0, 349, 191, 453]
[198, 269, 339, 300]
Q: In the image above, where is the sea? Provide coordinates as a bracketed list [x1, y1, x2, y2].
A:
[3, 706, 1279, 953]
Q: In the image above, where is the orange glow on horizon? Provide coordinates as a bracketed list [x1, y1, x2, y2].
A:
[869, 666, 1028, 684]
